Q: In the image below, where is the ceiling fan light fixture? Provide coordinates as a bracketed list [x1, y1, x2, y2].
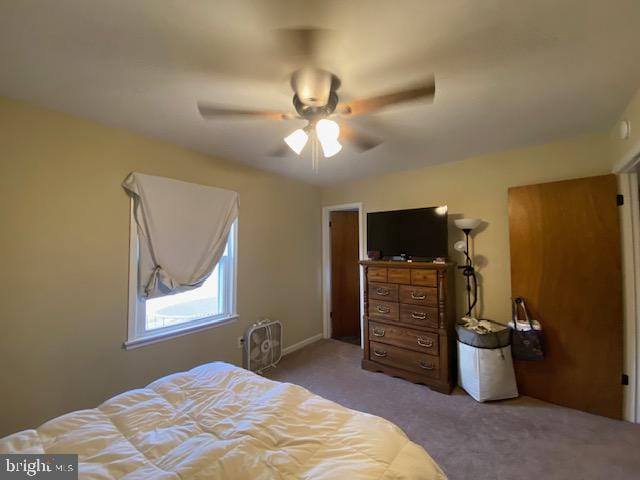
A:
[320, 139, 342, 158]
[284, 128, 308, 155]
[315, 118, 340, 144]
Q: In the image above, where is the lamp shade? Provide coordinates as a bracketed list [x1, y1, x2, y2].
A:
[454, 240, 467, 253]
[454, 218, 482, 231]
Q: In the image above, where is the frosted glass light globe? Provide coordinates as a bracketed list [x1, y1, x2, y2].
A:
[320, 139, 342, 158]
[315, 119, 340, 143]
[284, 128, 309, 155]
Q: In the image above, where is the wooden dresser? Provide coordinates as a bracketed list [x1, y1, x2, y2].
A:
[360, 261, 456, 393]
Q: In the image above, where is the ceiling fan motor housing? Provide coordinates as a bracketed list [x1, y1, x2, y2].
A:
[293, 91, 338, 119]
[290, 67, 336, 107]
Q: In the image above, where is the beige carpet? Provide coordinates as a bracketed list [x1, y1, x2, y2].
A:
[266, 339, 640, 480]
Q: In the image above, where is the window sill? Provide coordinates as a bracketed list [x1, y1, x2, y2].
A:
[123, 314, 239, 350]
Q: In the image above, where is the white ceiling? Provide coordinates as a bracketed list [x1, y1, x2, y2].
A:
[1, 0, 639, 186]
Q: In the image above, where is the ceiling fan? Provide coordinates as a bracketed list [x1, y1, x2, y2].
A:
[197, 28, 436, 166]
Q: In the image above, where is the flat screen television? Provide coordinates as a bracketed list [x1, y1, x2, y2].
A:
[367, 206, 448, 260]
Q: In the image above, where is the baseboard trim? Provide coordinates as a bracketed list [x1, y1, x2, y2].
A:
[283, 333, 323, 356]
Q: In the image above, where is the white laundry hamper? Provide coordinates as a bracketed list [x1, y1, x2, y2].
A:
[456, 320, 518, 402]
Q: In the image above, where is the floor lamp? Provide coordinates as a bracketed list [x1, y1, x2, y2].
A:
[454, 218, 482, 318]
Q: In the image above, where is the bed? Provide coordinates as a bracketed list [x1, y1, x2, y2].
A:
[0, 362, 446, 479]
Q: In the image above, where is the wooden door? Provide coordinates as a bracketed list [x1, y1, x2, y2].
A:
[508, 174, 623, 418]
[330, 211, 361, 339]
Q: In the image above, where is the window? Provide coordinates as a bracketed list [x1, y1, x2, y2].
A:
[125, 205, 238, 349]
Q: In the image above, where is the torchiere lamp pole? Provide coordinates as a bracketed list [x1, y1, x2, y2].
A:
[454, 218, 482, 318]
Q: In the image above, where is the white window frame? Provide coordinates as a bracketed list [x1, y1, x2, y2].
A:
[124, 200, 238, 349]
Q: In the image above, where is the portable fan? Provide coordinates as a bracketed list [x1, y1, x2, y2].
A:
[243, 319, 283, 373]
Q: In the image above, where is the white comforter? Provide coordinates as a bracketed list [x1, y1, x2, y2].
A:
[1, 362, 446, 479]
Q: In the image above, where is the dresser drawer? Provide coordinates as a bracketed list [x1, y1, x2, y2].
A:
[368, 267, 387, 282]
[388, 268, 410, 284]
[368, 300, 399, 321]
[410, 269, 438, 286]
[369, 282, 399, 302]
[399, 304, 439, 329]
[369, 321, 439, 355]
[370, 341, 440, 378]
[399, 285, 438, 307]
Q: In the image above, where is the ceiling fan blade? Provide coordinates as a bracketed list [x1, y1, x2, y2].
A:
[198, 103, 293, 121]
[268, 142, 294, 158]
[340, 123, 382, 152]
[337, 77, 435, 117]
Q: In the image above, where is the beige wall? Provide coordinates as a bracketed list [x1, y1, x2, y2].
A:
[0, 97, 322, 436]
[611, 86, 640, 171]
[0, 91, 627, 436]
[322, 133, 613, 323]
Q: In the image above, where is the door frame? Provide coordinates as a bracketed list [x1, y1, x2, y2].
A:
[615, 155, 640, 423]
[322, 203, 365, 345]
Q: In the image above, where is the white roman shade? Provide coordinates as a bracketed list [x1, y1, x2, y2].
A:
[122, 172, 239, 299]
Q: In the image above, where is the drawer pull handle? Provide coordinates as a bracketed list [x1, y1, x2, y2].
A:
[373, 348, 387, 358]
[372, 328, 386, 337]
[419, 361, 435, 370]
[375, 288, 390, 296]
[411, 292, 426, 300]
[417, 337, 433, 348]
[411, 311, 427, 320]
[376, 305, 391, 314]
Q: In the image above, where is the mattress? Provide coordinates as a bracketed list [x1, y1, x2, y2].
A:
[0, 362, 446, 479]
